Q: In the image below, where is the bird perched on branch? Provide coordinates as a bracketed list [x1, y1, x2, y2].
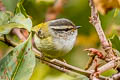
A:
[32, 18, 80, 58]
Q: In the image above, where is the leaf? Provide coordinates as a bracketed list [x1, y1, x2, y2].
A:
[110, 35, 120, 52]
[101, 69, 117, 77]
[2, 0, 20, 12]
[113, 9, 120, 17]
[0, 11, 12, 25]
[15, 0, 28, 17]
[5, 0, 32, 32]
[93, 0, 120, 15]
[10, 13, 32, 32]
[11, 0, 32, 31]
[14, 51, 35, 80]
[0, 0, 32, 36]
[0, 33, 36, 80]
[0, 23, 28, 36]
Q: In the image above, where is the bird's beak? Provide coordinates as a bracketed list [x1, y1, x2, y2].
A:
[73, 26, 81, 30]
[76, 26, 81, 29]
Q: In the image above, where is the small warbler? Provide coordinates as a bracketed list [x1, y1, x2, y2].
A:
[32, 18, 80, 58]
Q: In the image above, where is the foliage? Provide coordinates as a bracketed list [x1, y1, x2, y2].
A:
[0, 0, 35, 80]
[0, 34, 35, 80]
[110, 35, 120, 52]
[93, 0, 120, 15]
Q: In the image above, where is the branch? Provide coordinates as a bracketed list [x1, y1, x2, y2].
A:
[84, 48, 104, 70]
[12, 28, 27, 41]
[110, 73, 120, 80]
[89, 0, 116, 61]
[0, 36, 18, 47]
[88, 58, 120, 74]
[88, 0, 120, 79]
[36, 54, 107, 80]
[50, 59, 91, 77]
[36, 56, 89, 77]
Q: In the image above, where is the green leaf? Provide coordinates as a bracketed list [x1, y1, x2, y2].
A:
[0, 33, 35, 80]
[10, 13, 32, 32]
[113, 9, 119, 18]
[10, 0, 32, 32]
[0, 1, 32, 36]
[0, 0, 32, 36]
[0, 11, 12, 25]
[2, 0, 20, 12]
[2, 0, 32, 32]
[15, 0, 28, 18]
[101, 69, 117, 77]
[0, 23, 28, 36]
[110, 35, 120, 52]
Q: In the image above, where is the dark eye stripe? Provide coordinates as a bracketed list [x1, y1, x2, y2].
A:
[52, 28, 74, 31]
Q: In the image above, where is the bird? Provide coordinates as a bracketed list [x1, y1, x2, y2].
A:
[32, 18, 80, 58]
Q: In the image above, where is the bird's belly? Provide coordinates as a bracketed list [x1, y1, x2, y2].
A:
[34, 34, 63, 58]
[34, 33, 76, 58]
[53, 34, 76, 56]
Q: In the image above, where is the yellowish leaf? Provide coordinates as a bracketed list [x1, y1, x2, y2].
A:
[93, 0, 120, 15]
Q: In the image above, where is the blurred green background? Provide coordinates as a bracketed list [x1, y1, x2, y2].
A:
[1, 0, 120, 80]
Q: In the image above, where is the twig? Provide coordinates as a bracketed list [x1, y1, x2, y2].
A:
[37, 57, 83, 78]
[51, 59, 91, 77]
[85, 48, 104, 59]
[0, 36, 17, 47]
[98, 58, 120, 74]
[110, 73, 120, 80]
[36, 55, 106, 80]
[88, 0, 120, 79]
[12, 28, 27, 41]
[85, 55, 96, 70]
[84, 48, 104, 70]
[89, 0, 116, 61]
[92, 76, 100, 80]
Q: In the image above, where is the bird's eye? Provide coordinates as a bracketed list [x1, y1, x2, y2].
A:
[37, 29, 46, 39]
[38, 29, 41, 34]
